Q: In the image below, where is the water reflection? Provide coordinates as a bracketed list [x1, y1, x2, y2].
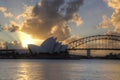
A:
[16, 62, 29, 80]
[14, 60, 78, 80]
[0, 60, 120, 80]
[15, 60, 44, 80]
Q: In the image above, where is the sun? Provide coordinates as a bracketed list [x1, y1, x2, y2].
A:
[21, 36, 34, 48]
[20, 32, 35, 48]
[18, 31, 43, 48]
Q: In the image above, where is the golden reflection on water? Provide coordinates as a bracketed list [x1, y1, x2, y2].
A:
[14, 61, 73, 80]
[15, 61, 44, 80]
[16, 62, 29, 80]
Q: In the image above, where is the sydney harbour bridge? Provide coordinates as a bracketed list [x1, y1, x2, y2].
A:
[67, 35, 120, 57]
[0, 35, 120, 58]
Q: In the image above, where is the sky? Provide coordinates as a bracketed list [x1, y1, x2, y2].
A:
[0, 0, 119, 48]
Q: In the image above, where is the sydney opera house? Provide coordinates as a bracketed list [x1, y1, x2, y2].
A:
[0, 37, 69, 59]
[28, 37, 68, 54]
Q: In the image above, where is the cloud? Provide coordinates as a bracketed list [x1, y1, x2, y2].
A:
[106, 0, 120, 33]
[0, 7, 6, 12]
[16, 5, 33, 20]
[97, 15, 113, 29]
[63, 35, 80, 44]
[20, 0, 84, 41]
[98, 0, 120, 35]
[70, 13, 83, 26]
[0, 7, 13, 18]
[3, 5, 33, 32]
[3, 21, 20, 32]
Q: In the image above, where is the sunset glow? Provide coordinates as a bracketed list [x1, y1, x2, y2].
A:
[18, 31, 43, 48]
[21, 36, 34, 48]
[0, 1, 120, 80]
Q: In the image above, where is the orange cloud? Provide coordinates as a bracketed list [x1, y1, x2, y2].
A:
[71, 13, 83, 26]
[0, 7, 13, 18]
[16, 5, 33, 20]
[107, 0, 120, 33]
[98, 0, 120, 35]
[97, 15, 113, 29]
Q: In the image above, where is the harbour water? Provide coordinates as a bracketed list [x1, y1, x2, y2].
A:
[0, 59, 120, 80]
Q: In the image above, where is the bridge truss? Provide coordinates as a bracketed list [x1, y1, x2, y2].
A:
[68, 35, 120, 50]
[67, 35, 120, 57]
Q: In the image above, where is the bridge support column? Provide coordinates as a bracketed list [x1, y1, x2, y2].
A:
[87, 49, 91, 58]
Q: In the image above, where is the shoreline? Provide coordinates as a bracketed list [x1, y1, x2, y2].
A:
[0, 52, 120, 60]
[0, 56, 120, 60]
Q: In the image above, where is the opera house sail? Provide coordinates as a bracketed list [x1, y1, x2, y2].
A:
[28, 37, 68, 54]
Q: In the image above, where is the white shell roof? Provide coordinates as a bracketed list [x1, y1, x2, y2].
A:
[28, 37, 67, 53]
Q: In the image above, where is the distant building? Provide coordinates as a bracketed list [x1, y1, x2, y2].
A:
[28, 37, 68, 54]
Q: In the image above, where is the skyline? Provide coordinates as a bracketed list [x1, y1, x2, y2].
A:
[0, 0, 119, 48]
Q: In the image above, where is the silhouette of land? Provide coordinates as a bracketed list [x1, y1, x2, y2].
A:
[0, 49, 120, 60]
[0, 49, 70, 59]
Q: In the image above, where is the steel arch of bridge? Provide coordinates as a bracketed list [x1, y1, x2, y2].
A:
[67, 35, 120, 50]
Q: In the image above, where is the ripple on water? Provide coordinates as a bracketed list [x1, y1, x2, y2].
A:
[0, 59, 120, 80]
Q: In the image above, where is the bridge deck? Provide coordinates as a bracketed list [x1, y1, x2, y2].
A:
[68, 48, 120, 50]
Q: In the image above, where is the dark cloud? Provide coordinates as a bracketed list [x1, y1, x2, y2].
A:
[21, 0, 83, 41]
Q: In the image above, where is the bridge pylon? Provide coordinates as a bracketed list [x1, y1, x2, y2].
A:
[87, 49, 91, 58]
